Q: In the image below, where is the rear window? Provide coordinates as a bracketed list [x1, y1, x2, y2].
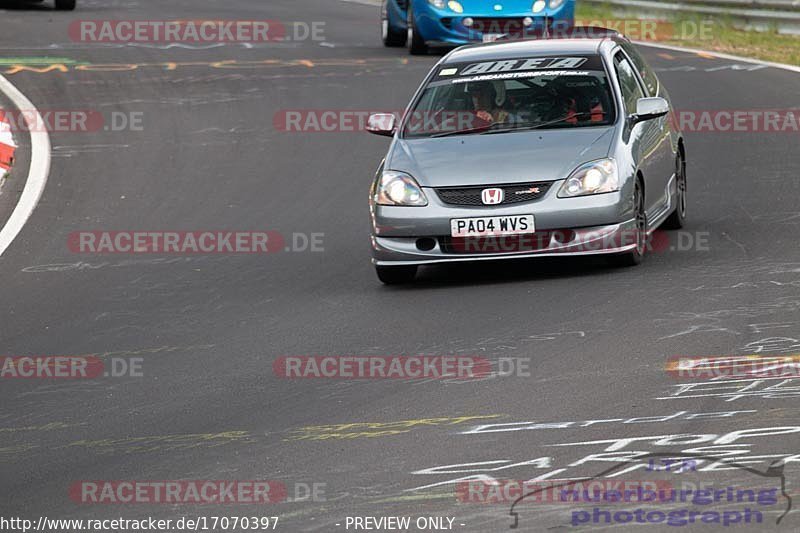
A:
[402, 55, 617, 138]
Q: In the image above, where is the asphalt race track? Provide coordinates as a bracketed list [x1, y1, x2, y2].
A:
[2, 0, 800, 531]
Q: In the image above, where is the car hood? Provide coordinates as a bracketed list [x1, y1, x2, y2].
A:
[386, 127, 615, 188]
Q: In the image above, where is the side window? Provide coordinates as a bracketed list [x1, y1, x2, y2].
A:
[622, 43, 659, 96]
[614, 53, 645, 116]
[416, 85, 454, 112]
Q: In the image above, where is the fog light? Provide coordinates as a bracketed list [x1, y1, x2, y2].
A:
[416, 238, 437, 251]
[463, 17, 474, 27]
[523, 16, 534, 26]
[553, 230, 576, 244]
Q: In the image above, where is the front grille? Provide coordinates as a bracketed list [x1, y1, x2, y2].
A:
[440, 232, 555, 254]
[436, 182, 551, 206]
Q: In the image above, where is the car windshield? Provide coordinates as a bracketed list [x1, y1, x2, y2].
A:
[402, 55, 616, 138]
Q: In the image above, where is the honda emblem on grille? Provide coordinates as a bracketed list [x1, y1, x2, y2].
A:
[481, 188, 504, 205]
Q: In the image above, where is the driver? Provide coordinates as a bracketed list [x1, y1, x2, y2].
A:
[467, 81, 511, 124]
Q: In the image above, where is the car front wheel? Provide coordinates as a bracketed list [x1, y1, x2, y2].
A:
[382, 1, 407, 47]
[609, 180, 646, 267]
[407, 11, 428, 55]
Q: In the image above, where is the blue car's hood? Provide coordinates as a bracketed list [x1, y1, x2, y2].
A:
[387, 127, 614, 188]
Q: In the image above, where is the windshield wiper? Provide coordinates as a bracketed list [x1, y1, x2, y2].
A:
[482, 112, 600, 135]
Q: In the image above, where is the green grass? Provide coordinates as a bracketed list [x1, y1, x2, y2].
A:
[576, 2, 800, 66]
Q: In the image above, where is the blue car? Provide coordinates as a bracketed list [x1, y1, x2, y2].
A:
[381, 0, 576, 54]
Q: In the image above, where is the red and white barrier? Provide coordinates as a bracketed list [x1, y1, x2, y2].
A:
[0, 110, 16, 178]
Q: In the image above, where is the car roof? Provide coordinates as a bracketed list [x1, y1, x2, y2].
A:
[442, 37, 620, 64]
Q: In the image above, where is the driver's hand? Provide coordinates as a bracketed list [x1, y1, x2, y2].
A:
[476, 110, 493, 123]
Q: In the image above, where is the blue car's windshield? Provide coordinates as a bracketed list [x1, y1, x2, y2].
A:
[402, 55, 616, 138]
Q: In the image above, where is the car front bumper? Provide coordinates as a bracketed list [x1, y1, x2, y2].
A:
[413, 4, 575, 45]
[372, 222, 638, 265]
[370, 184, 637, 265]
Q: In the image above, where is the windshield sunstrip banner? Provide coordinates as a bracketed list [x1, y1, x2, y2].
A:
[439, 56, 600, 79]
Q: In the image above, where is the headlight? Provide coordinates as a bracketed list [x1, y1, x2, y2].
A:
[549, 0, 566, 8]
[558, 159, 619, 198]
[447, 1, 464, 13]
[374, 171, 428, 206]
[428, 0, 447, 9]
[532, 0, 546, 13]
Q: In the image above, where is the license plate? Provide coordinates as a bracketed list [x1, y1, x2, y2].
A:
[450, 215, 535, 238]
[482, 33, 503, 43]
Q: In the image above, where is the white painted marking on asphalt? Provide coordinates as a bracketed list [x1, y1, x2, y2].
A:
[0, 74, 51, 258]
[635, 40, 800, 75]
[340, 0, 381, 5]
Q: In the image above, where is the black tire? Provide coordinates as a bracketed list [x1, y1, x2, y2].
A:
[55, 0, 76, 10]
[662, 150, 687, 230]
[376, 265, 417, 284]
[382, 2, 407, 47]
[407, 10, 428, 55]
[609, 180, 646, 267]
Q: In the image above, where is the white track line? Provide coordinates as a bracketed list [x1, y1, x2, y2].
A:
[634, 40, 800, 74]
[340, 0, 381, 5]
[0, 74, 51, 258]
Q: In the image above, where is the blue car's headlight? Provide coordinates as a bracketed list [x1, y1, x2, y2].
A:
[558, 159, 620, 198]
[447, 1, 464, 13]
[428, 0, 447, 9]
[374, 171, 428, 206]
[534, 0, 566, 13]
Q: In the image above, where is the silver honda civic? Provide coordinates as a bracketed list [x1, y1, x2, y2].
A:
[367, 35, 686, 284]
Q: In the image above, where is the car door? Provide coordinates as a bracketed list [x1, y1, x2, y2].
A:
[613, 51, 670, 224]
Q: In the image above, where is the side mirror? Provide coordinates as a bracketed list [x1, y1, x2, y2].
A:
[629, 97, 669, 125]
[366, 113, 397, 137]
